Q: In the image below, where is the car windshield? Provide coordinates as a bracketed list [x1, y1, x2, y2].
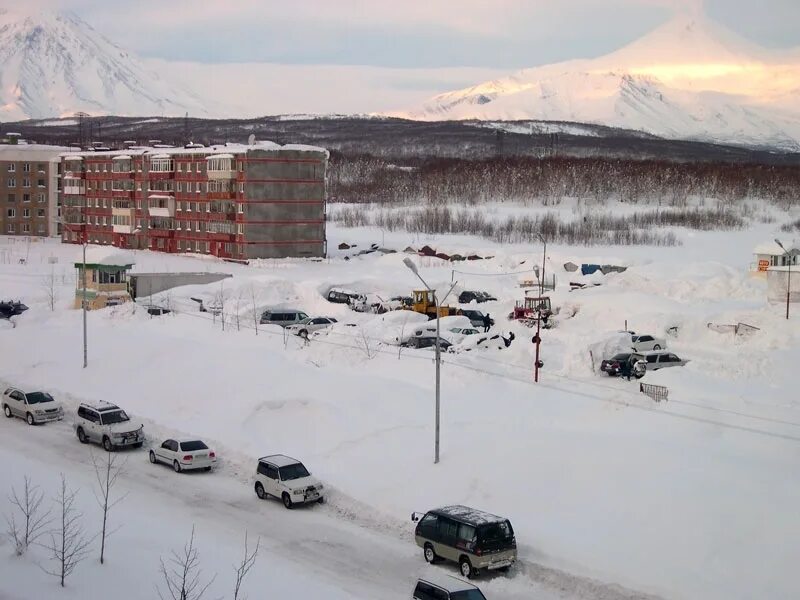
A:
[451, 591, 487, 600]
[101, 410, 129, 425]
[477, 520, 514, 542]
[25, 392, 54, 404]
[180, 440, 208, 452]
[279, 463, 310, 481]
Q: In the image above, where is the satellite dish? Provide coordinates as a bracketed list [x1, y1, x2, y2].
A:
[248, 134, 256, 146]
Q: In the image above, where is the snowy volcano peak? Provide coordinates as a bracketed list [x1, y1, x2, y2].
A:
[396, 12, 800, 149]
[0, 7, 208, 120]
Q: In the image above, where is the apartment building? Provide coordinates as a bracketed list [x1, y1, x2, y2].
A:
[0, 144, 71, 238]
[60, 141, 328, 260]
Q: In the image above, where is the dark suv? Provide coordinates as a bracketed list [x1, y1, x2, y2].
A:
[412, 505, 517, 578]
[458, 291, 497, 304]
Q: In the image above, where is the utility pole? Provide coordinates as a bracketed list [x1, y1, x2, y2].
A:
[82, 191, 88, 368]
[403, 258, 457, 464]
[533, 315, 542, 383]
[775, 238, 792, 320]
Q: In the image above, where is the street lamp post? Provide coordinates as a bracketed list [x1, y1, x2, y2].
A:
[403, 257, 457, 464]
[775, 238, 792, 320]
[534, 234, 547, 382]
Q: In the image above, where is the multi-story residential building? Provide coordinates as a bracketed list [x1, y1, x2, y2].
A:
[0, 144, 71, 238]
[60, 141, 328, 260]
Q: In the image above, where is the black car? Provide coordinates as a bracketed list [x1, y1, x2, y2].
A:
[407, 336, 452, 350]
[459, 309, 494, 328]
[0, 301, 28, 320]
[600, 352, 645, 378]
[458, 291, 497, 304]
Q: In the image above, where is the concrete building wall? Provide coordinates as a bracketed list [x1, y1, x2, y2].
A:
[243, 148, 327, 259]
[128, 272, 232, 299]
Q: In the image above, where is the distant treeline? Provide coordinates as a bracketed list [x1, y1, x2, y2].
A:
[328, 153, 800, 206]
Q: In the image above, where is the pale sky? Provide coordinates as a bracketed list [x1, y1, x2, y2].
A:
[31, 0, 800, 69]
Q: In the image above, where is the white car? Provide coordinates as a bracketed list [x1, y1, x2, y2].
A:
[2, 387, 64, 425]
[445, 326, 481, 345]
[254, 454, 325, 509]
[75, 401, 145, 451]
[149, 438, 216, 473]
[631, 334, 666, 352]
[285, 317, 338, 337]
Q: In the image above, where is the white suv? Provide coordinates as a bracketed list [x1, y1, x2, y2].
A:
[75, 401, 145, 452]
[254, 455, 325, 509]
[2, 388, 64, 425]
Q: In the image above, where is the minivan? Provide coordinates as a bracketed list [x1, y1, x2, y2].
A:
[259, 309, 309, 327]
[412, 505, 517, 578]
[412, 574, 487, 599]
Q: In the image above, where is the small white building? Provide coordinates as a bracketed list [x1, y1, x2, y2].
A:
[752, 240, 799, 276]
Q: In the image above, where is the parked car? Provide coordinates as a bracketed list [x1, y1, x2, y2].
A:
[412, 505, 517, 578]
[459, 309, 494, 329]
[458, 291, 497, 304]
[149, 439, 216, 473]
[639, 351, 690, 371]
[75, 401, 145, 451]
[407, 336, 453, 351]
[260, 309, 309, 327]
[631, 334, 666, 352]
[326, 289, 364, 305]
[254, 454, 325, 509]
[445, 327, 481, 345]
[0, 300, 28, 320]
[2, 388, 64, 425]
[285, 317, 338, 337]
[413, 574, 487, 600]
[600, 353, 646, 378]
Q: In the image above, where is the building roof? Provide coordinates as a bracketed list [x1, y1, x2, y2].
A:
[433, 505, 508, 525]
[754, 240, 798, 255]
[60, 141, 328, 160]
[0, 143, 73, 161]
[258, 454, 302, 467]
[75, 247, 136, 268]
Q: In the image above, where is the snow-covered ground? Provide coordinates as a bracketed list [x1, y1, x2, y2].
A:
[1, 219, 799, 600]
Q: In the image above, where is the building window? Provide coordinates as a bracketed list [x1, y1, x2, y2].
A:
[7, 177, 15, 188]
[238, 203, 244, 213]
[237, 223, 243, 235]
[37, 209, 45, 218]
[188, 202, 194, 212]
[23, 194, 30, 203]
[22, 223, 30, 233]
[7, 164, 15, 172]
[37, 179, 45, 187]
[196, 182, 201, 193]
[157, 238, 164, 249]
[207, 156, 233, 172]
[7, 209, 15, 218]
[205, 241, 210, 253]
[6, 224, 14, 233]
[102, 181, 108, 191]
[177, 182, 182, 192]
[22, 163, 30, 173]
[22, 178, 30, 188]
[22, 208, 30, 218]
[37, 163, 45, 173]
[150, 158, 174, 173]
[194, 221, 200, 232]
[7, 193, 14, 203]
[37, 224, 45, 233]
[37, 193, 45, 203]
[239, 183, 244, 194]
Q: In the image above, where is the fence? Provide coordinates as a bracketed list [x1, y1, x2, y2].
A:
[640, 383, 669, 403]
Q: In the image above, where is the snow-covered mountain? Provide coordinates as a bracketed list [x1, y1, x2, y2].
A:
[0, 8, 209, 121]
[396, 14, 800, 149]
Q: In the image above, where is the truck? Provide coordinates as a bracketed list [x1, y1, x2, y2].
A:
[404, 290, 461, 320]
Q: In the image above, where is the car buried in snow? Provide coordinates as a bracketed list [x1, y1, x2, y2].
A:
[412, 574, 488, 600]
[285, 316, 338, 337]
[149, 439, 217, 473]
[254, 454, 325, 509]
[2, 388, 64, 425]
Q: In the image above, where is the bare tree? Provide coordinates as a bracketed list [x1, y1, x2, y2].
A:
[359, 329, 376, 360]
[158, 526, 216, 600]
[43, 266, 57, 311]
[44, 475, 93, 587]
[232, 532, 260, 600]
[91, 450, 128, 565]
[5, 476, 51, 555]
[233, 291, 243, 332]
[249, 285, 260, 336]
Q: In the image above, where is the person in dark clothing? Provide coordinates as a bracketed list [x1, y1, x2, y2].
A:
[482, 313, 491, 332]
[619, 358, 633, 381]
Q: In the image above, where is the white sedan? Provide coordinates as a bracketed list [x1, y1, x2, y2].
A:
[149, 439, 217, 473]
[2, 387, 64, 425]
[445, 327, 482, 345]
[285, 317, 338, 337]
[631, 334, 666, 352]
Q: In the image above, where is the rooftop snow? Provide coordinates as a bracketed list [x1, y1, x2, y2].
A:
[79, 247, 136, 266]
[259, 454, 302, 468]
[59, 141, 328, 160]
[754, 241, 797, 255]
[434, 505, 508, 525]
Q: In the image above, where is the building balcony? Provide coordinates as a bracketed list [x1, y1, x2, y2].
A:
[207, 169, 236, 180]
[63, 185, 86, 195]
[112, 189, 134, 197]
[112, 224, 134, 234]
[112, 206, 134, 216]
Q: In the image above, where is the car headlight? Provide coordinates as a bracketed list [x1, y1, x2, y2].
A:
[316, 484, 324, 491]
[34, 409, 45, 415]
[293, 488, 306, 495]
[112, 432, 125, 439]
